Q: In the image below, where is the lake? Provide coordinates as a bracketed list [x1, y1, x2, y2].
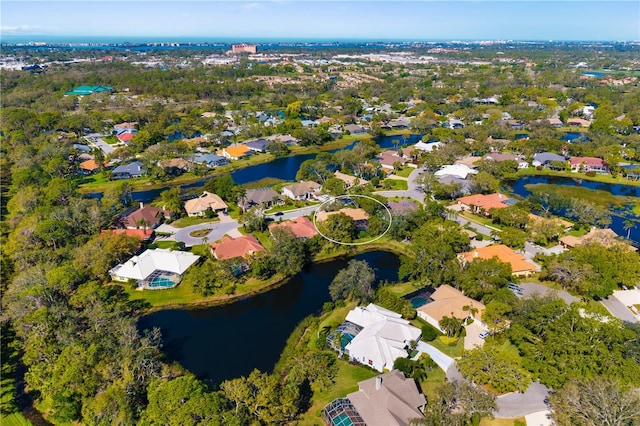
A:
[91, 134, 425, 202]
[137, 250, 401, 384]
[509, 175, 640, 243]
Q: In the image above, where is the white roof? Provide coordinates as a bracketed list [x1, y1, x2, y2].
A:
[434, 164, 478, 179]
[345, 304, 421, 372]
[414, 141, 442, 152]
[110, 248, 200, 280]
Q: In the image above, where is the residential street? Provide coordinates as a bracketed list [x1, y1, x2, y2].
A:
[493, 383, 550, 418]
[85, 134, 115, 154]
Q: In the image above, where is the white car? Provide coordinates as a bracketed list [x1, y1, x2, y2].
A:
[479, 330, 490, 339]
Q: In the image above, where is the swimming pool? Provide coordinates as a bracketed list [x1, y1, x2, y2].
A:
[148, 277, 176, 289]
[403, 287, 434, 309]
[331, 412, 355, 426]
[410, 296, 428, 308]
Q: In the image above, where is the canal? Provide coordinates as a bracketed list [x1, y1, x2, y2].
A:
[137, 250, 401, 384]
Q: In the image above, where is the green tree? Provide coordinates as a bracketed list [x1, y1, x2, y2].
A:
[328, 259, 376, 302]
[140, 375, 221, 425]
[439, 315, 463, 338]
[549, 377, 640, 426]
[457, 347, 531, 394]
[321, 212, 358, 243]
[460, 257, 512, 300]
[242, 206, 266, 232]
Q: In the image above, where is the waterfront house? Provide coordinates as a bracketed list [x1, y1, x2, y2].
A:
[413, 141, 442, 152]
[324, 370, 426, 426]
[79, 159, 100, 174]
[239, 188, 283, 211]
[109, 248, 199, 289]
[340, 304, 421, 373]
[344, 124, 367, 135]
[417, 285, 486, 333]
[333, 171, 369, 188]
[434, 164, 478, 180]
[210, 234, 266, 261]
[532, 152, 566, 168]
[191, 153, 229, 168]
[282, 181, 321, 201]
[221, 145, 252, 160]
[244, 138, 268, 153]
[560, 228, 636, 251]
[387, 199, 418, 215]
[316, 208, 369, 230]
[111, 161, 145, 179]
[569, 157, 608, 173]
[268, 216, 317, 239]
[456, 193, 513, 216]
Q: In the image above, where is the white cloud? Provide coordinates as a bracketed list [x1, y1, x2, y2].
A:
[0, 24, 57, 34]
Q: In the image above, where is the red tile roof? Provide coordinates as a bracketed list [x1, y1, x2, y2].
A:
[569, 157, 605, 167]
[457, 193, 511, 211]
[459, 244, 537, 274]
[210, 234, 266, 260]
[100, 228, 154, 241]
[268, 216, 317, 238]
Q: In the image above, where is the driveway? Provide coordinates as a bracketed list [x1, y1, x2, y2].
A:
[523, 242, 566, 259]
[520, 282, 579, 305]
[85, 134, 115, 155]
[463, 320, 486, 350]
[415, 341, 454, 372]
[494, 382, 550, 418]
[601, 297, 639, 323]
[266, 205, 319, 222]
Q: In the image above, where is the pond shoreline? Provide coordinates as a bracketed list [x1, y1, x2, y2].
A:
[133, 242, 409, 314]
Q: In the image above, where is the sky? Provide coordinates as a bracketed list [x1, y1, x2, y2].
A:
[1, 1, 639, 42]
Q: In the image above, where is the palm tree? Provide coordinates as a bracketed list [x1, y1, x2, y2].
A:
[623, 219, 637, 240]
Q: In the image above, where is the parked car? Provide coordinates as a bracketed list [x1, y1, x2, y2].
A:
[479, 330, 490, 339]
[274, 211, 284, 216]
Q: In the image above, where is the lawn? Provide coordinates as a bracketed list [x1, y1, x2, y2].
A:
[382, 178, 408, 190]
[418, 366, 446, 402]
[170, 216, 218, 228]
[386, 281, 422, 297]
[480, 418, 526, 426]
[428, 334, 465, 358]
[393, 167, 414, 178]
[1, 326, 31, 426]
[148, 240, 185, 250]
[1, 413, 32, 426]
[297, 361, 378, 425]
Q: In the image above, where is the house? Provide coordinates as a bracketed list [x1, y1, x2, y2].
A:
[111, 161, 145, 179]
[268, 216, 317, 239]
[191, 153, 229, 168]
[484, 152, 529, 169]
[547, 118, 564, 127]
[438, 175, 473, 195]
[376, 151, 411, 170]
[109, 248, 200, 289]
[239, 188, 282, 211]
[560, 228, 636, 251]
[417, 285, 486, 333]
[569, 157, 608, 173]
[266, 134, 298, 145]
[340, 304, 422, 372]
[159, 158, 190, 174]
[344, 124, 367, 135]
[413, 141, 442, 152]
[324, 370, 426, 426]
[210, 234, 266, 261]
[532, 152, 566, 168]
[387, 117, 411, 129]
[567, 118, 591, 127]
[119, 202, 171, 230]
[79, 159, 100, 174]
[458, 244, 539, 277]
[221, 145, 252, 160]
[244, 138, 268, 153]
[457, 193, 513, 216]
[282, 181, 321, 201]
[443, 118, 464, 129]
[114, 121, 138, 131]
[333, 171, 369, 188]
[387, 200, 418, 215]
[184, 192, 228, 217]
[455, 156, 483, 169]
[434, 164, 478, 180]
[101, 228, 154, 241]
[116, 129, 138, 143]
[316, 208, 369, 230]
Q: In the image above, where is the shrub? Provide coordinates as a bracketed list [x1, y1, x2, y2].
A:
[585, 170, 596, 177]
[421, 325, 439, 341]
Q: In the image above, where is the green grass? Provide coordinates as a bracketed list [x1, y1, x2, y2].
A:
[103, 135, 118, 145]
[479, 418, 526, 426]
[297, 361, 378, 425]
[170, 216, 218, 228]
[393, 167, 414, 178]
[386, 281, 422, 297]
[382, 179, 408, 190]
[1, 413, 32, 426]
[148, 240, 185, 250]
[429, 335, 465, 358]
[511, 167, 640, 187]
[418, 366, 446, 402]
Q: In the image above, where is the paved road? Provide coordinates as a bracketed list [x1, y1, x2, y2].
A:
[520, 282, 579, 305]
[601, 297, 639, 323]
[265, 205, 319, 222]
[494, 382, 550, 418]
[415, 341, 454, 372]
[173, 220, 241, 246]
[85, 134, 115, 154]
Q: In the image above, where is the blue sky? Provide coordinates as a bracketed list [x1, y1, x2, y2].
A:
[1, 1, 639, 41]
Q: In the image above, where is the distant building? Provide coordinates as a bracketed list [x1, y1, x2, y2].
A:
[111, 161, 145, 179]
[457, 193, 513, 216]
[458, 244, 539, 277]
[119, 202, 171, 230]
[64, 85, 113, 96]
[239, 188, 282, 211]
[282, 181, 321, 201]
[231, 43, 257, 54]
[268, 216, 317, 239]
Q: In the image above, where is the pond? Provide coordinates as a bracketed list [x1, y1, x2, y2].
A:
[137, 250, 401, 385]
[89, 134, 425, 203]
[508, 175, 640, 244]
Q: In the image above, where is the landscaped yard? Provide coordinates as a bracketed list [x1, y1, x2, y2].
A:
[171, 216, 218, 228]
[428, 334, 465, 358]
[382, 178, 408, 190]
[479, 418, 526, 426]
[297, 361, 378, 425]
[393, 167, 414, 178]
